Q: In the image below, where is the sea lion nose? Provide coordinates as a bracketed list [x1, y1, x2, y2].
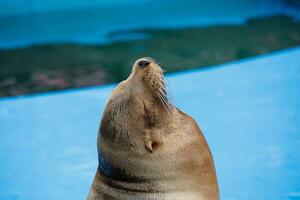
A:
[138, 60, 151, 67]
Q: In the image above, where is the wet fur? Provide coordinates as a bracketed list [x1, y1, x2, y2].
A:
[87, 58, 219, 200]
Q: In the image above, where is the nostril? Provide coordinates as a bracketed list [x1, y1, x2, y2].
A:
[138, 60, 150, 67]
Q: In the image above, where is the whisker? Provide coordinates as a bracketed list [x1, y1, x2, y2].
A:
[146, 62, 175, 117]
[156, 92, 173, 117]
[156, 86, 174, 114]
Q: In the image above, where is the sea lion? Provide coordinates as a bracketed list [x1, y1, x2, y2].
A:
[87, 57, 219, 200]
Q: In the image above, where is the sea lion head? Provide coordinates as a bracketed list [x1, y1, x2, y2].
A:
[127, 57, 171, 111]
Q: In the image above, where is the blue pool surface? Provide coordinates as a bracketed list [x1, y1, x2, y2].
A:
[1, 47, 300, 199]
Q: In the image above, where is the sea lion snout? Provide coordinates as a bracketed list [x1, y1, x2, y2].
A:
[136, 57, 157, 68]
[138, 59, 151, 68]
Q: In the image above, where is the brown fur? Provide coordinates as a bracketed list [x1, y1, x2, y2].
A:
[87, 58, 219, 200]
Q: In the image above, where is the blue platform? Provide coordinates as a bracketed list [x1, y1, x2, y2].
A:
[1, 47, 300, 200]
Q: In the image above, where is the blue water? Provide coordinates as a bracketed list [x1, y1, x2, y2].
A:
[0, 0, 299, 49]
[1, 47, 300, 199]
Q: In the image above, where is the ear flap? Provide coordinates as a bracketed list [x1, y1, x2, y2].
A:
[144, 133, 162, 153]
[145, 140, 154, 153]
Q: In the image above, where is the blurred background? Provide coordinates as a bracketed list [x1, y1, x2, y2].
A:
[0, 0, 300, 97]
[1, 1, 300, 200]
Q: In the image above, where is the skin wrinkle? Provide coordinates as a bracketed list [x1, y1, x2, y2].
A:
[87, 58, 219, 200]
